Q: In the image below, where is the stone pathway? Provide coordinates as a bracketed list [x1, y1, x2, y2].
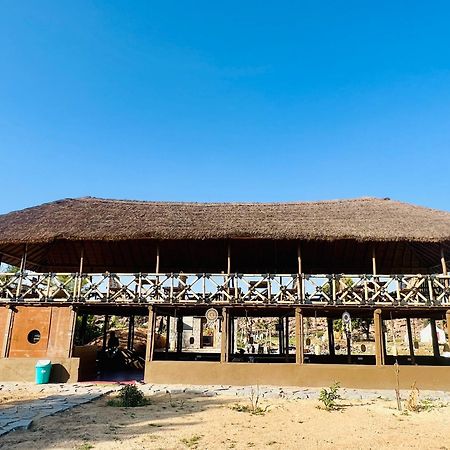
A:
[0, 384, 116, 437]
[140, 383, 450, 402]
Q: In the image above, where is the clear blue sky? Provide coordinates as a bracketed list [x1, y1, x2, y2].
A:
[1, 1, 450, 214]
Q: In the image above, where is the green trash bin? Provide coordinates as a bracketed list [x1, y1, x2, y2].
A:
[35, 360, 52, 384]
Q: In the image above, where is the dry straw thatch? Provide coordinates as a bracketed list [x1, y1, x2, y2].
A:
[0, 197, 449, 244]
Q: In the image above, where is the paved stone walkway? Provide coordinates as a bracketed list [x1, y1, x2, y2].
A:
[0, 384, 116, 437]
[139, 383, 450, 401]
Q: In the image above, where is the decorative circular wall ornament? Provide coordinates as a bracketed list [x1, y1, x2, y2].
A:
[205, 308, 219, 322]
[342, 311, 351, 324]
[27, 329, 41, 344]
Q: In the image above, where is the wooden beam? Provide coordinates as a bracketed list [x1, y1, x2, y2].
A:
[430, 318, 440, 357]
[145, 307, 157, 362]
[406, 317, 415, 364]
[220, 307, 229, 363]
[295, 307, 304, 364]
[374, 309, 385, 366]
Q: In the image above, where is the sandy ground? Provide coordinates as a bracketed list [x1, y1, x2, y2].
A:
[1, 387, 450, 450]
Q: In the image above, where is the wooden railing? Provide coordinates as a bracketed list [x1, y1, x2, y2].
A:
[0, 272, 449, 306]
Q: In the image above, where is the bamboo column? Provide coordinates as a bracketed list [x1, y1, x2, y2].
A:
[295, 307, 304, 364]
[220, 307, 229, 363]
[374, 309, 385, 365]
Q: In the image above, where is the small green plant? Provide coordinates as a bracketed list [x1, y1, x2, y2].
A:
[76, 444, 94, 450]
[107, 384, 150, 407]
[230, 385, 269, 415]
[318, 382, 341, 410]
[180, 434, 203, 448]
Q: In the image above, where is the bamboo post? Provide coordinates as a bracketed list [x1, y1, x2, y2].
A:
[295, 307, 304, 364]
[430, 318, 440, 357]
[220, 307, 229, 363]
[406, 317, 415, 364]
[145, 307, 157, 362]
[227, 242, 231, 275]
[374, 309, 385, 366]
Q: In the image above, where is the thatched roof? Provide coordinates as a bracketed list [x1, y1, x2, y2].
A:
[0, 197, 449, 244]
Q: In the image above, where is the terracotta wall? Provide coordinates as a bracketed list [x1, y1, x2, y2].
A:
[145, 361, 450, 391]
[8, 306, 74, 358]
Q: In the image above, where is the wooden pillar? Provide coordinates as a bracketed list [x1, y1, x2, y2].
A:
[441, 246, 448, 275]
[102, 315, 109, 352]
[1, 306, 15, 358]
[155, 243, 160, 274]
[285, 316, 290, 359]
[430, 318, 440, 357]
[295, 307, 304, 364]
[406, 317, 415, 364]
[127, 315, 135, 350]
[165, 315, 171, 352]
[327, 318, 335, 356]
[372, 246, 377, 275]
[79, 313, 88, 345]
[176, 316, 183, 353]
[374, 309, 385, 366]
[446, 310, 450, 348]
[227, 242, 231, 275]
[145, 306, 157, 362]
[278, 317, 284, 354]
[65, 307, 77, 358]
[220, 307, 229, 363]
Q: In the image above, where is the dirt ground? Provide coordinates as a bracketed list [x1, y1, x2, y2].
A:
[1, 388, 450, 450]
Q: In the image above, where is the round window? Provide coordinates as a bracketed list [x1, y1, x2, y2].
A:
[27, 330, 41, 344]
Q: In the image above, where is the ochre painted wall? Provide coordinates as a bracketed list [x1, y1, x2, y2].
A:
[0, 357, 80, 382]
[145, 361, 450, 391]
[8, 306, 74, 358]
